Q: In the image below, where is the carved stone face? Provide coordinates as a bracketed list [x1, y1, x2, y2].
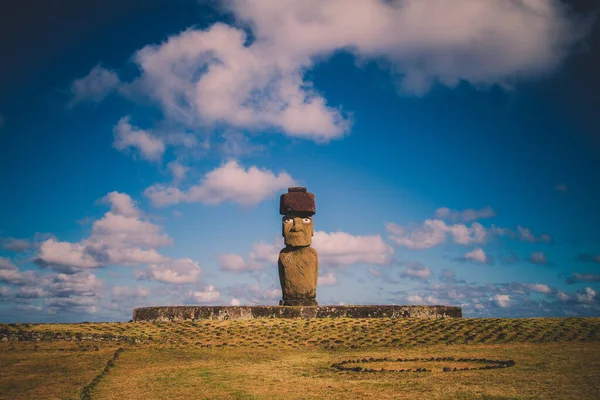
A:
[282, 214, 313, 246]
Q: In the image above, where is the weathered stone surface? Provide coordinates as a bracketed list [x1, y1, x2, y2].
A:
[280, 187, 315, 215]
[279, 246, 318, 302]
[132, 305, 463, 321]
[279, 298, 318, 306]
[278, 187, 319, 305]
[281, 215, 314, 246]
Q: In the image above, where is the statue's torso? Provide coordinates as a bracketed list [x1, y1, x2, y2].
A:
[278, 246, 318, 300]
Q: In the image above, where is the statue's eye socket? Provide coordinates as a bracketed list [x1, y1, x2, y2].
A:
[284, 219, 293, 224]
[302, 218, 311, 224]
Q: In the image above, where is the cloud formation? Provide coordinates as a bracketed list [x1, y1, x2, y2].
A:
[75, 0, 587, 142]
[439, 269, 465, 284]
[68, 65, 120, 107]
[1, 237, 34, 252]
[386, 219, 486, 249]
[460, 248, 492, 264]
[219, 230, 394, 275]
[313, 231, 394, 267]
[219, 253, 264, 273]
[145, 160, 295, 207]
[492, 225, 552, 243]
[229, 0, 586, 94]
[391, 279, 600, 317]
[529, 251, 549, 265]
[400, 262, 432, 281]
[1, 265, 104, 315]
[566, 273, 600, 284]
[187, 285, 221, 303]
[317, 272, 338, 286]
[113, 117, 166, 162]
[435, 206, 496, 223]
[34, 192, 201, 283]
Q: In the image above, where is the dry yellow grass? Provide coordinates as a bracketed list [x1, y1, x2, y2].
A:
[0, 342, 121, 400]
[91, 343, 600, 400]
[1, 318, 600, 399]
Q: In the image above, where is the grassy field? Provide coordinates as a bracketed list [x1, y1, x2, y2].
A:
[1, 317, 600, 399]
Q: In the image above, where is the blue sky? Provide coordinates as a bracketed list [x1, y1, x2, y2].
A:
[1, 0, 599, 322]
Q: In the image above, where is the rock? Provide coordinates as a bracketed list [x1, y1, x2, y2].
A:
[278, 188, 319, 306]
[280, 187, 315, 215]
[278, 246, 318, 304]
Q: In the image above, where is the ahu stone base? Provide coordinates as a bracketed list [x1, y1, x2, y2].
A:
[132, 305, 462, 322]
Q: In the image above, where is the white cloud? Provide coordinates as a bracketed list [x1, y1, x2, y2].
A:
[34, 192, 201, 283]
[247, 285, 281, 302]
[110, 0, 585, 142]
[493, 294, 511, 308]
[493, 225, 552, 243]
[406, 294, 439, 305]
[518, 226, 537, 242]
[462, 248, 491, 264]
[101, 191, 142, 218]
[1, 237, 33, 252]
[575, 287, 596, 304]
[145, 160, 295, 207]
[113, 116, 166, 162]
[435, 206, 496, 222]
[386, 219, 486, 249]
[248, 241, 281, 264]
[45, 296, 98, 314]
[217, 240, 281, 274]
[4, 270, 105, 314]
[317, 272, 338, 286]
[313, 231, 394, 267]
[219, 253, 264, 273]
[0, 257, 17, 271]
[529, 251, 548, 265]
[0, 261, 39, 286]
[229, 0, 585, 94]
[230, 298, 241, 306]
[36, 240, 101, 271]
[111, 286, 150, 299]
[386, 220, 446, 249]
[220, 230, 393, 278]
[189, 285, 221, 303]
[566, 273, 600, 284]
[68, 65, 120, 107]
[557, 290, 570, 302]
[127, 22, 350, 141]
[439, 269, 464, 284]
[141, 258, 201, 284]
[1, 262, 109, 315]
[400, 262, 432, 281]
[168, 161, 189, 182]
[527, 283, 553, 294]
[217, 131, 264, 158]
[73, 0, 586, 154]
[45, 272, 103, 298]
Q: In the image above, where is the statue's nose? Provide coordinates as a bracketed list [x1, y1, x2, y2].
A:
[290, 219, 299, 231]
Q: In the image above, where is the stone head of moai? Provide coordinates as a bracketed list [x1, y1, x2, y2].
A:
[278, 187, 319, 306]
[280, 187, 315, 246]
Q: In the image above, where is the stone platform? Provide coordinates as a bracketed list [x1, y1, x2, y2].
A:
[132, 305, 462, 322]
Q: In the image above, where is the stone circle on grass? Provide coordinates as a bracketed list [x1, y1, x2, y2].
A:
[331, 357, 516, 373]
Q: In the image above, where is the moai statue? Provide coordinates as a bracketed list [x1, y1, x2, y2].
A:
[278, 187, 318, 306]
